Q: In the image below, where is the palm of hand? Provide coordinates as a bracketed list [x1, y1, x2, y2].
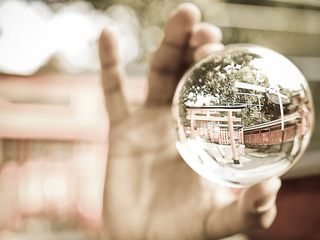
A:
[105, 106, 237, 239]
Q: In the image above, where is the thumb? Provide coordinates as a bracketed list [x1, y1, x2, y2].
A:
[204, 178, 281, 239]
[238, 177, 282, 230]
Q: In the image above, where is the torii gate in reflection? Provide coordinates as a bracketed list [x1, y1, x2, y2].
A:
[186, 105, 246, 164]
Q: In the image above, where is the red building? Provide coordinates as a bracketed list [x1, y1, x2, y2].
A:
[243, 113, 302, 146]
[185, 105, 246, 162]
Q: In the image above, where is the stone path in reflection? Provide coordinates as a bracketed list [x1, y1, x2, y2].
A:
[200, 140, 287, 171]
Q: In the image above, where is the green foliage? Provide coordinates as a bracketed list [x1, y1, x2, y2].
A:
[178, 48, 271, 126]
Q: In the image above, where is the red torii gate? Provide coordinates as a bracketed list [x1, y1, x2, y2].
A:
[186, 105, 245, 164]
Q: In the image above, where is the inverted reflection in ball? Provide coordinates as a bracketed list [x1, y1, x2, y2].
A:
[172, 44, 314, 187]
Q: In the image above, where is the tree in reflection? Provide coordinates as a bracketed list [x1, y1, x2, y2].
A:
[179, 48, 270, 127]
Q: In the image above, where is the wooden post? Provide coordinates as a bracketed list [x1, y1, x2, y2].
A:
[241, 127, 244, 144]
[190, 109, 195, 138]
[227, 111, 239, 164]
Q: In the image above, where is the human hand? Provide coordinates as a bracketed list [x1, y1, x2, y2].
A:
[99, 3, 281, 240]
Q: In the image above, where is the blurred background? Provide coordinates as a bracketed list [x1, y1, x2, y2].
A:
[0, 0, 319, 239]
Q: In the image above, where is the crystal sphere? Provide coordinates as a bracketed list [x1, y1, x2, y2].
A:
[172, 44, 314, 187]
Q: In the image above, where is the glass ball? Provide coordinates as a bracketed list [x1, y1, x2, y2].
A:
[172, 44, 314, 188]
